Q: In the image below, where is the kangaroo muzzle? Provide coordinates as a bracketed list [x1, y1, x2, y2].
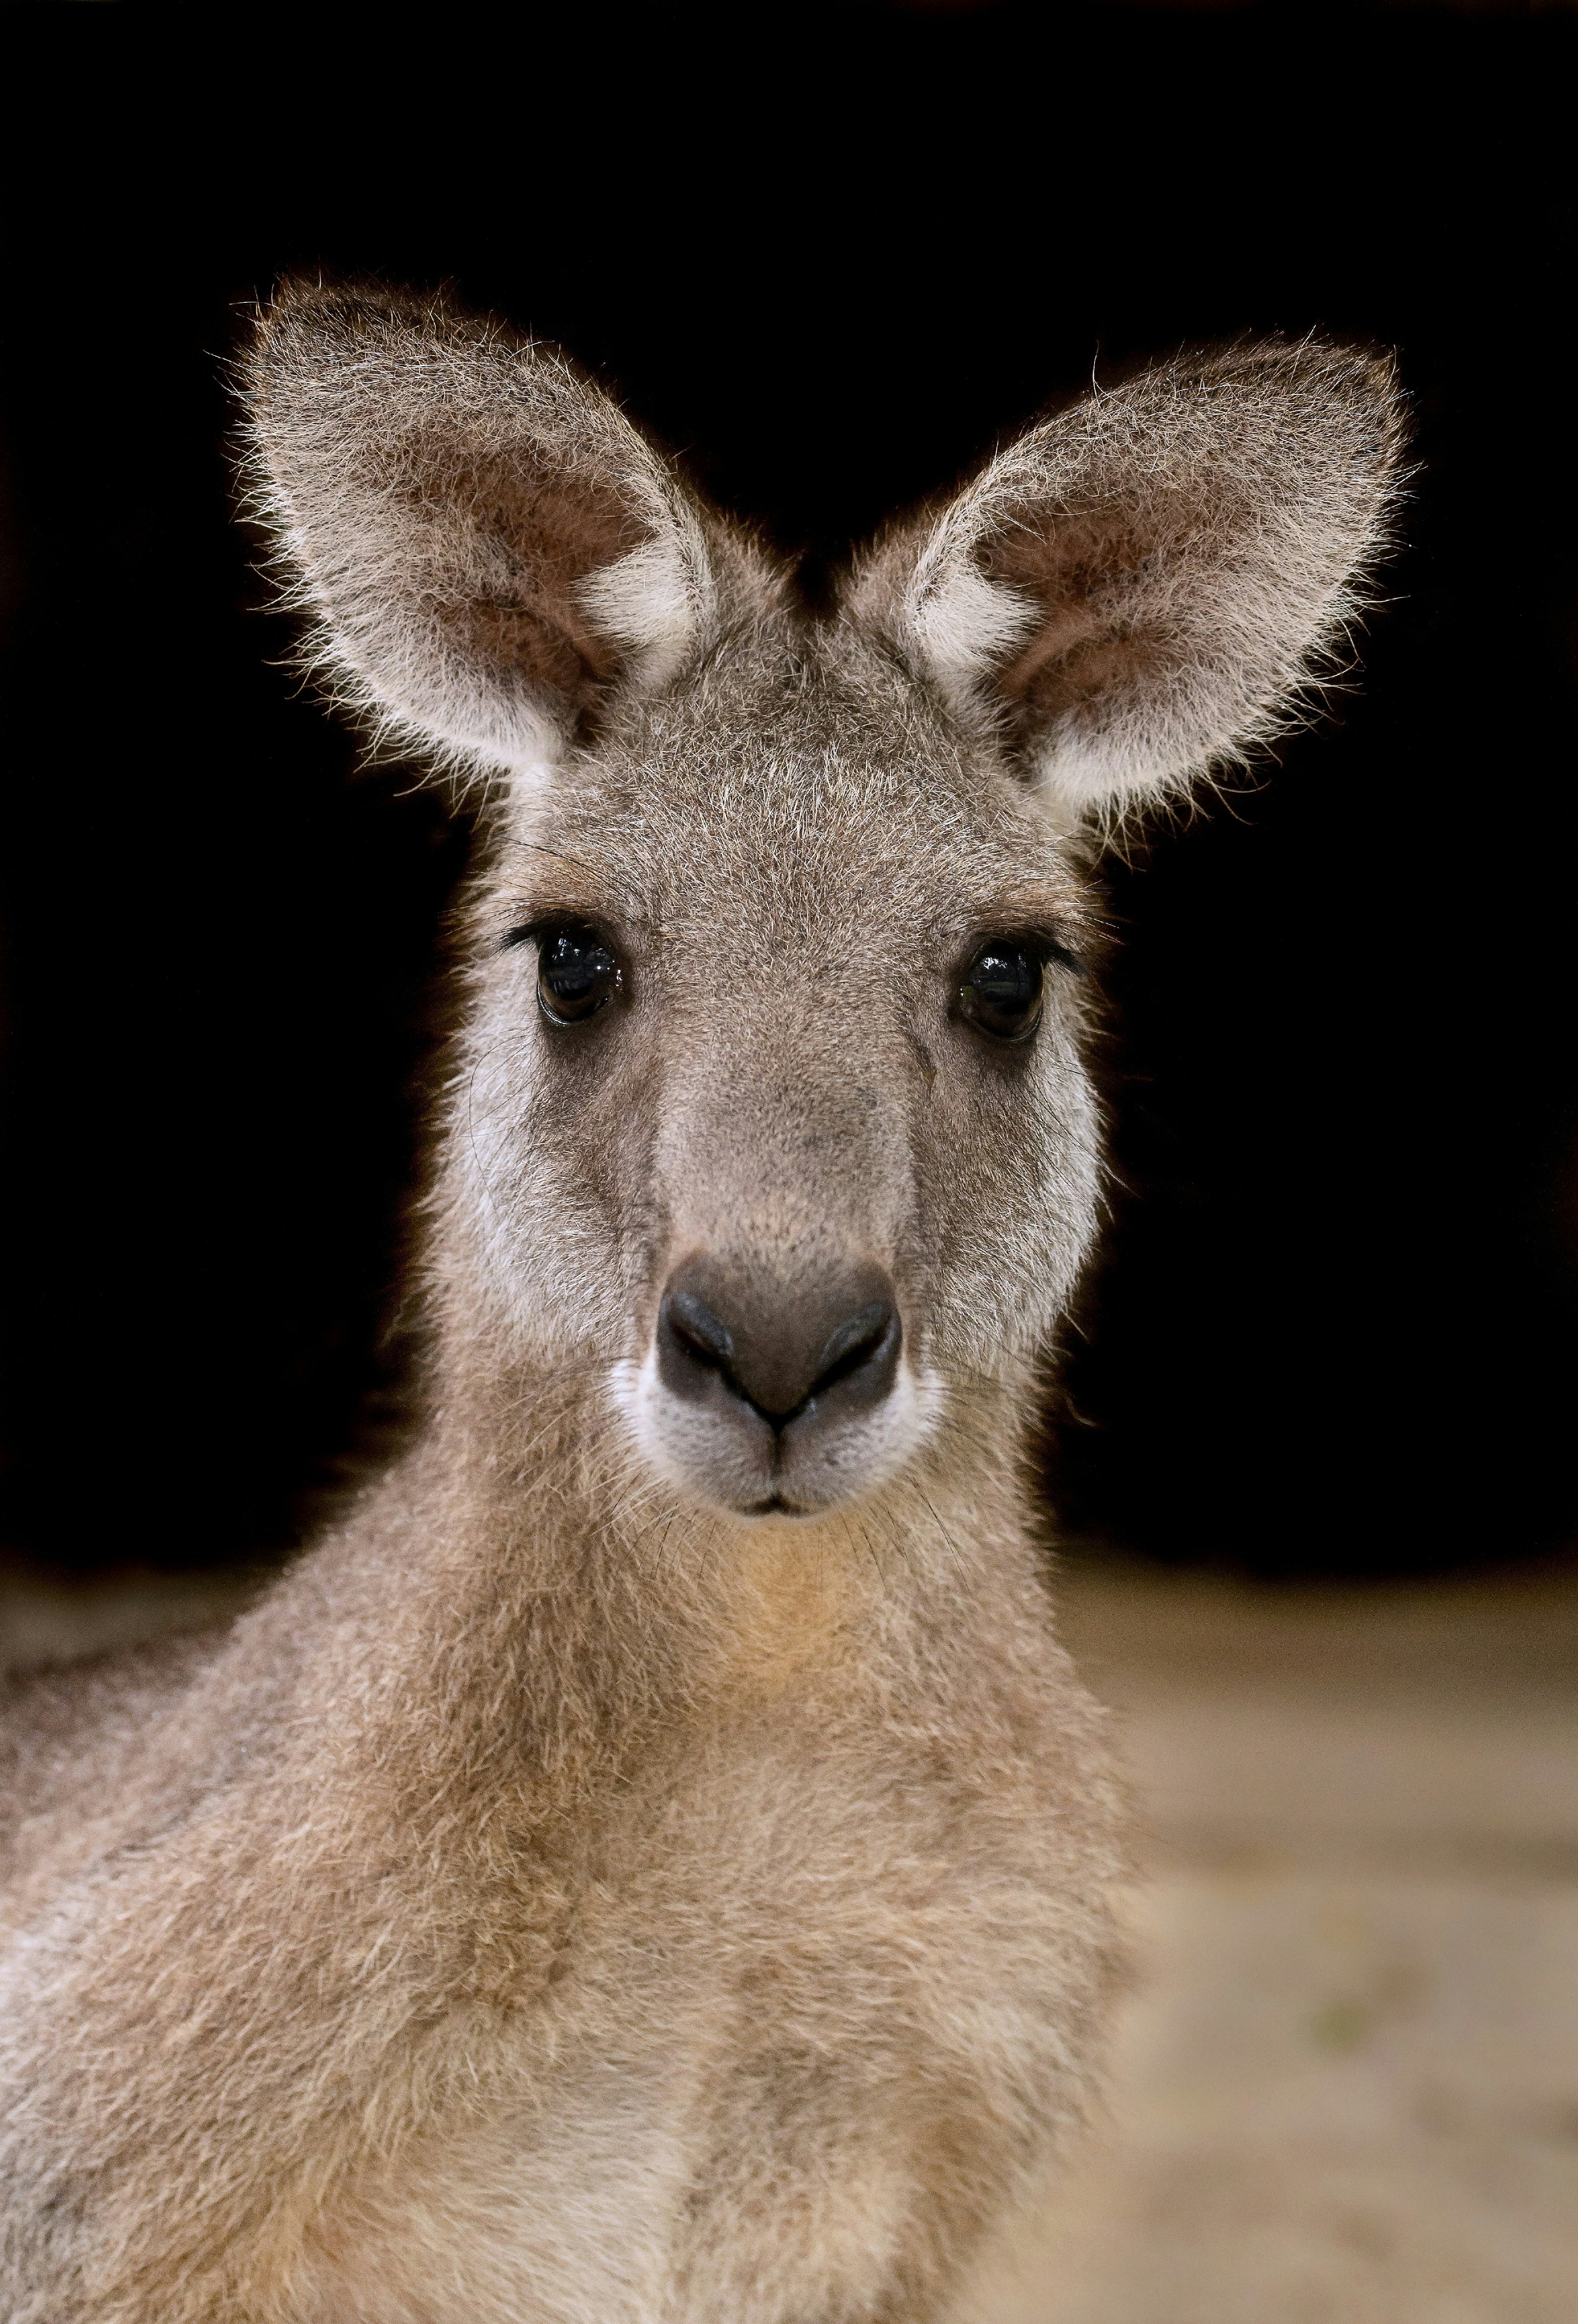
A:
[629, 1252, 923, 1517]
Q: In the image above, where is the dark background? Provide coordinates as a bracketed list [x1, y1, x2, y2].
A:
[2, 2, 1574, 1583]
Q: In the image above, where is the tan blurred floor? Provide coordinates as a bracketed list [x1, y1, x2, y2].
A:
[5, 1558, 1577, 2320]
[954, 1562, 1578, 2324]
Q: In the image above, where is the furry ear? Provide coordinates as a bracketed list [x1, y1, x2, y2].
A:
[241, 282, 720, 793]
[847, 340, 1407, 834]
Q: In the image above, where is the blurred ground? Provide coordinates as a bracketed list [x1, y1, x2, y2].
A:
[4, 1556, 1576, 2319]
[955, 1559, 1578, 2324]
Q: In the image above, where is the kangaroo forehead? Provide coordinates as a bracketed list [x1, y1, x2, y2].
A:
[509, 788, 1083, 957]
[522, 662, 1083, 938]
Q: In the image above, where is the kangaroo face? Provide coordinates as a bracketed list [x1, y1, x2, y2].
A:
[457, 646, 1100, 1517]
[246, 285, 1402, 1523]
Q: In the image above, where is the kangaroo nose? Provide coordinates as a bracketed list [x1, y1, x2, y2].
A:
[657, 1258, 901, 1428]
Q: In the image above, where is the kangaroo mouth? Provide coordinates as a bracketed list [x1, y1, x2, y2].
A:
[620, 1315, 933, 1525]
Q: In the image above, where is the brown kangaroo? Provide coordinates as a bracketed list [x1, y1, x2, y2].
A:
[0, 285, 1404, 2323]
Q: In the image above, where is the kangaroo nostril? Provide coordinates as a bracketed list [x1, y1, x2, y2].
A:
[811, 1303, 899, 1397]
[665, 1290, 735, 1370]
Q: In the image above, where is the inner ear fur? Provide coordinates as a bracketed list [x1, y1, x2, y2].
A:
[849, 340, 1408, 832]
[414, 439, 641, 705]
[241, 281, 721, 788]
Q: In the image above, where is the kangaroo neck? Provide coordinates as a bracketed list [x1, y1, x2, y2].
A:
[324, 1349, 1036, 1781]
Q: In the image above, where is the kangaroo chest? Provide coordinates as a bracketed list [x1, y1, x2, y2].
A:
[293, 1711, 1100, 2324]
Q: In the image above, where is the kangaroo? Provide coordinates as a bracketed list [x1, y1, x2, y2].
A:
[0, 284, 1403, 2324]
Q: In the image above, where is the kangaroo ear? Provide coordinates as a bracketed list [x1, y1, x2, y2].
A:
[848, 341, 1407, 836]
[241, 282, 720, 793]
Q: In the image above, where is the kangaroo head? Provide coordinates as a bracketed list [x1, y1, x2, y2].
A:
[245, 287, 1402, 1523]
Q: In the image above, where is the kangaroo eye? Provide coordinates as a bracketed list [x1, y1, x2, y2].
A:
[537, 927, 620, 1025]
[959, 943, 1043, 1042]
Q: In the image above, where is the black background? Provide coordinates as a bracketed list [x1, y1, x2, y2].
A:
[2, 3, 1574, 1582]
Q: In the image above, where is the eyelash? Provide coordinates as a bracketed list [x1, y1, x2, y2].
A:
[499, 916, 618, 955]
[979, 933, 1085, 979]
[498, 923, 1085, 979]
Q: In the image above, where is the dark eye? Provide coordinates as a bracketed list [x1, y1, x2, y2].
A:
[959, 943, 1043, 1042]
[537, 927, 620, 1025]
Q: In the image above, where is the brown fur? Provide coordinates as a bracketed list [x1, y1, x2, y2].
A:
[0, 285, 1404, 2321]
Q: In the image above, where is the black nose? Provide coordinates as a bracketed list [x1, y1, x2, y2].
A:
[657, 1257, 901, 1429]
